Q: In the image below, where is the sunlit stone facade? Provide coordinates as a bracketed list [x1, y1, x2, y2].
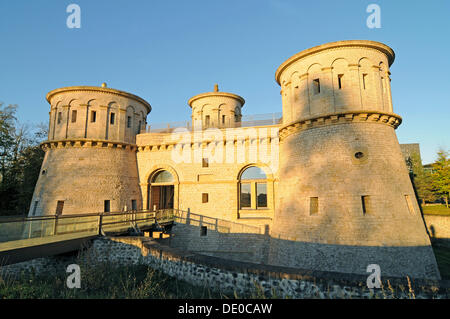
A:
[28, 41, 440, 280]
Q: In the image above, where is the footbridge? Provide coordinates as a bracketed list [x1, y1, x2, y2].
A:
[0, 210, 174, 266]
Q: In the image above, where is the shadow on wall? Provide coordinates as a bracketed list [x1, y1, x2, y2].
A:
[167, 209, 440, 280]
[269, 79, 440, 280]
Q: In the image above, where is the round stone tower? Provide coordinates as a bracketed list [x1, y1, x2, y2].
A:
[188, 84, 245, 129]
[28, 84, 151, 216]
[269, 40, 440, 279]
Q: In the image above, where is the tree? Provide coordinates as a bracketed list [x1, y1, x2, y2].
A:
[0, 102, 46, 216]
[406, 153, 438, 205]
[431, 149, 450, 208]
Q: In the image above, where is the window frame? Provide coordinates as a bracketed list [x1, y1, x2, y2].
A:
[239, 166, 269, 211]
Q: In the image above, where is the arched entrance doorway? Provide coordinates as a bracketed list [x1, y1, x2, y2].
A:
[148, 170, 174, 210]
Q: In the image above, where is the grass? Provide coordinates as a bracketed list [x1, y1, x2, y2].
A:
[423, 205, 450, 216]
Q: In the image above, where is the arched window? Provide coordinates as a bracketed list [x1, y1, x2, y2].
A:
[239, 166, 267, 209]
[151, 170, 174, 183]
[148, 170, 174, 210]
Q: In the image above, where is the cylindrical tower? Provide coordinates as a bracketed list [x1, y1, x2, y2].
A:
[269, 40, 440, 279]
[28, 84, 151, 216]
[188, 84, 245, 129]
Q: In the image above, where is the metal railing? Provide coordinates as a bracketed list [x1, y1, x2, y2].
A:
[0, 209, 175, 245]
[146, 112, 282, 133]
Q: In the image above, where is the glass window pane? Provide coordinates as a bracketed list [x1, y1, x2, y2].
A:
[240, 183, 251, 208]
[256, 183, 267, 208]
[152, 170, 174, 183]
[241, 166, 266, 180]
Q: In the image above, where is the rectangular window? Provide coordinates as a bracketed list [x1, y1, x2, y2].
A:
[104, 200, 111, 213]
[361, 196, 370, 215]
[200, 226, 207, 236]
[205, 115, 210, 127]
[256, 183, 267, 208]
[313, 79, 320, 94]
[310, 197, 318, 216]
[202, 158, 209, 168]
[110, 112, 115, 125]
[55, 201, 64, 216]
[32, 201, 39, 216]
[362, 74, 368, 89]
[405, 195, 414, 214]
[127, 116, 131, 128]
[240, 183, 251, 208]
[71, 110, 77, 123]
[91, 111, 96, 123]
[137, 120, 141, 134]
[222, 115, 226, 124]
[338, 74, 343, 89]
[57, 112, 62, 124]
[131, 199, 137, 211]
[202, 193, 209, 203]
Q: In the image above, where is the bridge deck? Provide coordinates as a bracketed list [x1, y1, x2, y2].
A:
[0, 210, 174, 266]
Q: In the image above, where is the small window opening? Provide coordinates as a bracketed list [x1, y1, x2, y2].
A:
[205, 115, 210, 127]
[313, 79, 320, 94]
[110, 113, 115, 125]
[362, 74, 368, 89]
[355, 152, 364, 159]
[200, 226, 207, 236]
[71, 110, 77, 123]
[338, 74, 343, 89]
[131, 199, 137, 211]
[222, 115, 226, 124]
[310, 197, 319, 216]
[104, 200, 111, 213]
[127, 116, 131, 128]
[361, 196, 370, 215]
[405, 195, 414, 214]
[55, 200, 64, 216]
[91, 111, 96, 123]
[202, 193, 209, 203]
[57, 112, 62, 124]
[202, 158, 209, 168]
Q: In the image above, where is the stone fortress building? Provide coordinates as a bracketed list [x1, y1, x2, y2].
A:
[28, 40, 441, 280]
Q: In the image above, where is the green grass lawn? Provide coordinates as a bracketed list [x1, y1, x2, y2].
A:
[423, 205, 450, 216]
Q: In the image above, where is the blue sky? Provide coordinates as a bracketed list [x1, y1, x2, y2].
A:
[0, 0, 448, 164]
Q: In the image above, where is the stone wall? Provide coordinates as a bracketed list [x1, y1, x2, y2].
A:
[3, 237, 448, 299]
[424, 215, 450, 241]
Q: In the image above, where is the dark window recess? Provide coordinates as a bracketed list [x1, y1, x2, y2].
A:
[57, 112, 62, 124]
[91, 111, 97, 123]
[131, 200, 137, 211]
[127, 116, 131, 128]
[71, 110, 77, 123]
[200, 226, 207, 236]
[110, 113, 115, 125]
[338, 74, 343, 89]
[222, 115, 226, 124]
[355, 152, 364, 159]
[104, 200, 111, 213]
[202, 158, 209, 168]
[310, 197, 319, 216]
[362, 74, 368, 89]
[55, 201, 64, 216]
[256, 183, 267, 208]
[202, 193, 209, 203]
[240, 183, 251, 208]
[32, 201, 39, 216]
[313, 79, 320, 94]
[361, 196, 370, 215]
